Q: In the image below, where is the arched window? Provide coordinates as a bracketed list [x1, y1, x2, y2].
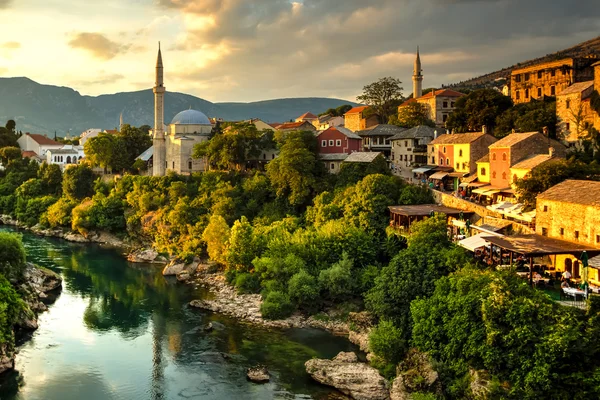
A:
[459, 149, 463, 157]
[502, 153, 507, 161]
[565, 258, 573, 273]
[188, 159, 193, 170]
[502, 172, 507, 180]
[443, 146, 446, 154]
[513, 174, 518, 183]
[481, 168, 486, 176]
[492, 171, 497, 179]
[446, 158, 450, 166]
[66, 156, 71, 164]
[574, 261, 581, 278]
[492, 153, 496, 161]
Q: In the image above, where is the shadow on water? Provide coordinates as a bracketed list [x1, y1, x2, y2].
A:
[0, 227, 358, 400]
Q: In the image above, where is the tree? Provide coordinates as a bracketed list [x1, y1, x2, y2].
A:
[225, 216, 256, 271]
[0, 147, 22, 165]
[495, 99, 557, 139]
[391, 102, 435, 128]
[62, 164, 95, 201]
[202, 214, 230, 265]
[84, 133, 128, 172]
[336, 154, 390, 188]
[446, 89, 513, 134]
[357, 77, 404, 123]
[0, 232, 27, 279]
[193, 123, 263, 170]
[5, 120, 16, 134]
[119, 124, 152, 168]
[38, 163, 62, 195]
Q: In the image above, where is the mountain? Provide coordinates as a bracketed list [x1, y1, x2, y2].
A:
[0, 77, 357, 136]
[447, 36, 600, 91]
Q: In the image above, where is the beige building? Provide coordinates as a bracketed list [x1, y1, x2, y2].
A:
[556, 81, 595, 142]
[390, 125, 436, 182]
[510, 57, 597, 104]
[536, 180, 600, 284]
[313, 115, 344, 130]
[427, 131, 497, 175]
[399, 89, 464, 127]
[344, 106, 379, 132]
[295, 112, 318, 124]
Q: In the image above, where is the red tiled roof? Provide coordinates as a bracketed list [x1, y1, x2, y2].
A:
[400, 98, 418, 107]
[268, 123, 281, 128]
[418, 89, 465, 100]
[297, 112, 318, 120]
[25, 133, 61, 146]
[21, 150, 39, 158]
[344, 106, 370, 115]
[276, 121, 313, 130]
[105, 129, 118, 135]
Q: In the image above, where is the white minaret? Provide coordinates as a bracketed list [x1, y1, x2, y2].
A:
[412, 47, 423, 99]
[119, 112, 124, 132]
[153, 42, 166, 177]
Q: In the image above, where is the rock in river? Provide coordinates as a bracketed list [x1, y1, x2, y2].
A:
[247, 365, 270, 383]
[128, 248, 161, 263]
[305, 352, 390, 400]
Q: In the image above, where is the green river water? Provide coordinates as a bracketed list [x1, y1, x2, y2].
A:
[0, 227, 357, 400]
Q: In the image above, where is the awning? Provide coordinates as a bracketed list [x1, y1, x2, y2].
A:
[472, 224, 506, 236]
[412, 167, 434, 174]
[459, 234, 495, 252]
[458, 183, 469, 188]
[482, 189, 502, 196]
[472, 186, 491, 194]
[500, 188, 515, 194]
[448, 172, 466, 178]
[468, 182, 488, 188]
[452, 219, 467, 227]
[429, 171, 449, 180]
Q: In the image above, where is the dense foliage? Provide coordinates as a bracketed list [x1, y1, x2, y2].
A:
[357, 77, 404, 123]
[390, 102, 436, 128]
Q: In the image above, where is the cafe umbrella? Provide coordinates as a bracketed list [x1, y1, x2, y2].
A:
[581, 251, 589, 298]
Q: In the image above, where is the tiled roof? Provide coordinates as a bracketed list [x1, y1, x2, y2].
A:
[476, 154, 490, 163]
[389, 125, 436, 141]
[275, 121, 313, 130]
[488, 132, 538, 148]
[400, 98, 418, 107]
[537, 180, 600, 207]
[417, 89, 465, 100]
[297, 112, 318, 120]
[557, 81, 594, 96]
[21, 150, 39, 158]
[344, 106, 370, 115]
[25, 133, 61, 146]
[105, 129, 118, 135]
[318, 126, 361, 140]
[430, 131, 490, 145]
[344, 152, 382, 163]
[511, 154, 554, 170]
[318, 153, 349, 161]
[357, 124, 406, 137]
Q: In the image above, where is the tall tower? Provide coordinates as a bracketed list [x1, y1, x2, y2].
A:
[153, 42, 166, 177]
[412, 47, 423, 99]
[119, 112, 124, 132]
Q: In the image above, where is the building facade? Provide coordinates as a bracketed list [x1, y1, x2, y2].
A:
[390, 125, 436, 181]
[357, 124, 406, 158]
[46, 145, 84, 169]
[317, 127, 362, 154]
[17, 133, 64, 157]
[510, 57, 597, 104]
[555, 81, 595, 142]
[428, 131, 497, 174]
[344, 106, 379, 132]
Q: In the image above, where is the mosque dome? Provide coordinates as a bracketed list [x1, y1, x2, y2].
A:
[171, 109, 211, 125]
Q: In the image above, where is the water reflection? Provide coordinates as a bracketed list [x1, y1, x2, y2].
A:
[0, 228, 357, 399]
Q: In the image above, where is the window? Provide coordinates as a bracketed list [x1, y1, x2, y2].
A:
[537, 87, 542, 97]
[432, 156, 435, 163]
[525, 88, 529, 98]
[336, 139, 341, 146]
[321, 140, 327, 147]
[443, 114, 448, 122]
[443, 146, 446, 154]
[502, 153, 507, 161]
[566, 99, 571, 109]
[188, 160, 192, 170]
[443, 101, 448, 108]
[575, 231, 580, 239]
[405, 141, 408, 147]
[537, 70, 543, 79]
[502, 172, 507, 180]
[492, 153, 496, 161]
[446, 158, 450, 166]
[515, 90, 520, 100]
[459, 149, 463, 157]
[329, 140, 334, 146]
[462, 163, 466, 170]
[551, 69, 556, 77]
[543, 205, 548, 212]
[456, 162, 460, 169]
[560, 228, 564, 236]
[513, 174, 517, 183]
[272, 154, 275, 160]
[451, 102, 455, 108]
[172, 161, 175, 169]
[481, 168, 486, 176]
[515, 74, 521, 83]
[597, 235, 600, 244]
[439, 158, 443, 166]
[550, 86, 556, 96]
[330, 163, 335, 170]
[566, 122, 570, 131]
[410, 155, 413, 161]
[263, 153, 266, 160]
[542, 227, 548, 236]
[392, 153, 394, 160]
[524, 72, 530, 81]
[492, 171, 497, 179]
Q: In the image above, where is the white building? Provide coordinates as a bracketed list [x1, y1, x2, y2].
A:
[17, 133, 63, 158]
[79, 129, 103, 146]
[46, 145, 84, 169]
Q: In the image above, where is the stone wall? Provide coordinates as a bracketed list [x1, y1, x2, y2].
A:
[536, 199, 600, 247]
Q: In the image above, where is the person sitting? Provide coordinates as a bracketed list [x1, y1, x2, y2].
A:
[533, 271, 542, 280]
[561, 279, 570, 289]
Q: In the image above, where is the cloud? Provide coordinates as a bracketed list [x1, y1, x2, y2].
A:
[68, 32, 130, 60]
[153, 0, 599, 102]
[0, 0, 11, 9]
[1, 42, 19, 49]
[72, 73, 125, 86]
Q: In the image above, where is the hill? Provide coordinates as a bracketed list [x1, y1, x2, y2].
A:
[447, 36, 600, 91]
[0, 77, 357, 135]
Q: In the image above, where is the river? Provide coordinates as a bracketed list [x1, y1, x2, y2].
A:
[0, 228, 357, 400]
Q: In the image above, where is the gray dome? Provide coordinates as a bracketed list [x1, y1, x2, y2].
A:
[171, 109, 211, 125]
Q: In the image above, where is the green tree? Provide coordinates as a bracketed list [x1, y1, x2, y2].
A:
[84, 133, 128, 172]
[288, 269, 321, 313]
[0, 232, 27, 279]
[0, 147, 22, 165]
[446, 89, 512, 134]
[391, 102, 436, 128]
[38, 163, 62, 195]
[5, 119, 16, 134]
[336, 154, 390, 188]
[318, 252, 354, 301]
[193, 123, 263, 170]
[225, 216, 256, 271]
[202, 214, 230, 265]
[119, 124, 153, 168]
[62, 164, 95, 201]
[495, 99, 557, 139]
[357, 77, 404, 123]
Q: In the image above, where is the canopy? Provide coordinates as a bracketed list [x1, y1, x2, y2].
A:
[472, 186, 491, 194]
[459, 234, 494, 252]
[412, 167, 434, 174]
[468, 182, 488, 188]
[458, 183, 469, 188]
[429, 171, 449, 180]
[482, 189, 501, 196]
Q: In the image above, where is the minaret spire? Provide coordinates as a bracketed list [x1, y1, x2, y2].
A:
[152, 42, 166, 177]
[412, 46, 423, 99]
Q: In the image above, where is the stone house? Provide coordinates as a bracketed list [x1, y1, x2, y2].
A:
[17, 133, 64, 158]
[313, 115, 344, 130]
[487, 132, 566, 188]
[317, 126, 362, 155]
[510, 57, 597, 104]
[295, 112, 318, 124]
[357, 124, 406, 158]
[275, 121, 316, 132]
[428, 131, 497, 175]
[343, 106, 379, 132]
[535, 180, 600, 284]
[319, 153, 348, 174]
[389, 125, 437, 182]
[245, 118, 275, 131]
[509, 153, 557, 184]
[398, 89, 464, 127]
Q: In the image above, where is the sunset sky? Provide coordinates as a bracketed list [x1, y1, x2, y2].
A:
[0, 0, 599, 103]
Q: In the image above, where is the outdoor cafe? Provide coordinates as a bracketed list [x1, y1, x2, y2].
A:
[388, 204, 474, 233]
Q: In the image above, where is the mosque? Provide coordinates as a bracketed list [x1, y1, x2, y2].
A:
[151, 44, 213, 176]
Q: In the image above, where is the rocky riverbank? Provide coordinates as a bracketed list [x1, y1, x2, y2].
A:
[0, 262, 62, 375]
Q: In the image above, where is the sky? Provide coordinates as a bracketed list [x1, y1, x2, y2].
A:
[0, 0, 599, 103]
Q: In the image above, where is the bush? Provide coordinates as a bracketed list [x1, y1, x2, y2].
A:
[15, 195, 57, 227]
[288, 269, 321, 313]
[45, 197, 76, 228]
[318, 253, 354, 301]
[235, 272, 261, 294]
[0, 274, 24, 347]
[260, 291, 294, 320]
[0, 232, 27, 279]
[369, 320, 406, 365]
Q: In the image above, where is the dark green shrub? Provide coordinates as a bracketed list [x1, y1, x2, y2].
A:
[0, 232, 27, 279]
[260, 291, 294, 320]
[235, 272, 261, 294]
[369, 319, 406, 365]
[288, 269, 321, 313]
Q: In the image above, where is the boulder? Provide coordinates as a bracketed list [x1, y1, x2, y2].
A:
[247, 365, 270, 383]
[305, 352, 390, 400]
[391, 349, 440, 400]
[22, 263, 62, 293]
[63, 232, 88, 243]
[163, 259, 199, 276]
[203, 322, 214, 332]
[0, 344, 14, 375]
[127, 248, 160, 263]
[176, 271, 191, 282]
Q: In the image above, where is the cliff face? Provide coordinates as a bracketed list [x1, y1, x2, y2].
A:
[0, 77, 356, 135]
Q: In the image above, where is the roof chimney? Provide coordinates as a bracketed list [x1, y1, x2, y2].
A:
[482, 125, 487, 134]
[542, 126, 549, 137]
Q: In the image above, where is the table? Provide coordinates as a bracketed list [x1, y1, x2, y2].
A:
[562, 287, 586, 300]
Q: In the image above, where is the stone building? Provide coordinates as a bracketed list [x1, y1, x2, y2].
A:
[555, 81, 595, 142]
[343, 106, 379, 132]
[487, 131, 566, 188]
[536, 180, 600, 284]
[313, 115, 344, 130]
[510, 57, 597, 104]
[295, 112, 318, 124]
[389, 125, 436, 182]
[275, 121, 316, 132]
[403, 89, 465, 127]
[427, 131, 497, 175]
[357, 124, 406, 158]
